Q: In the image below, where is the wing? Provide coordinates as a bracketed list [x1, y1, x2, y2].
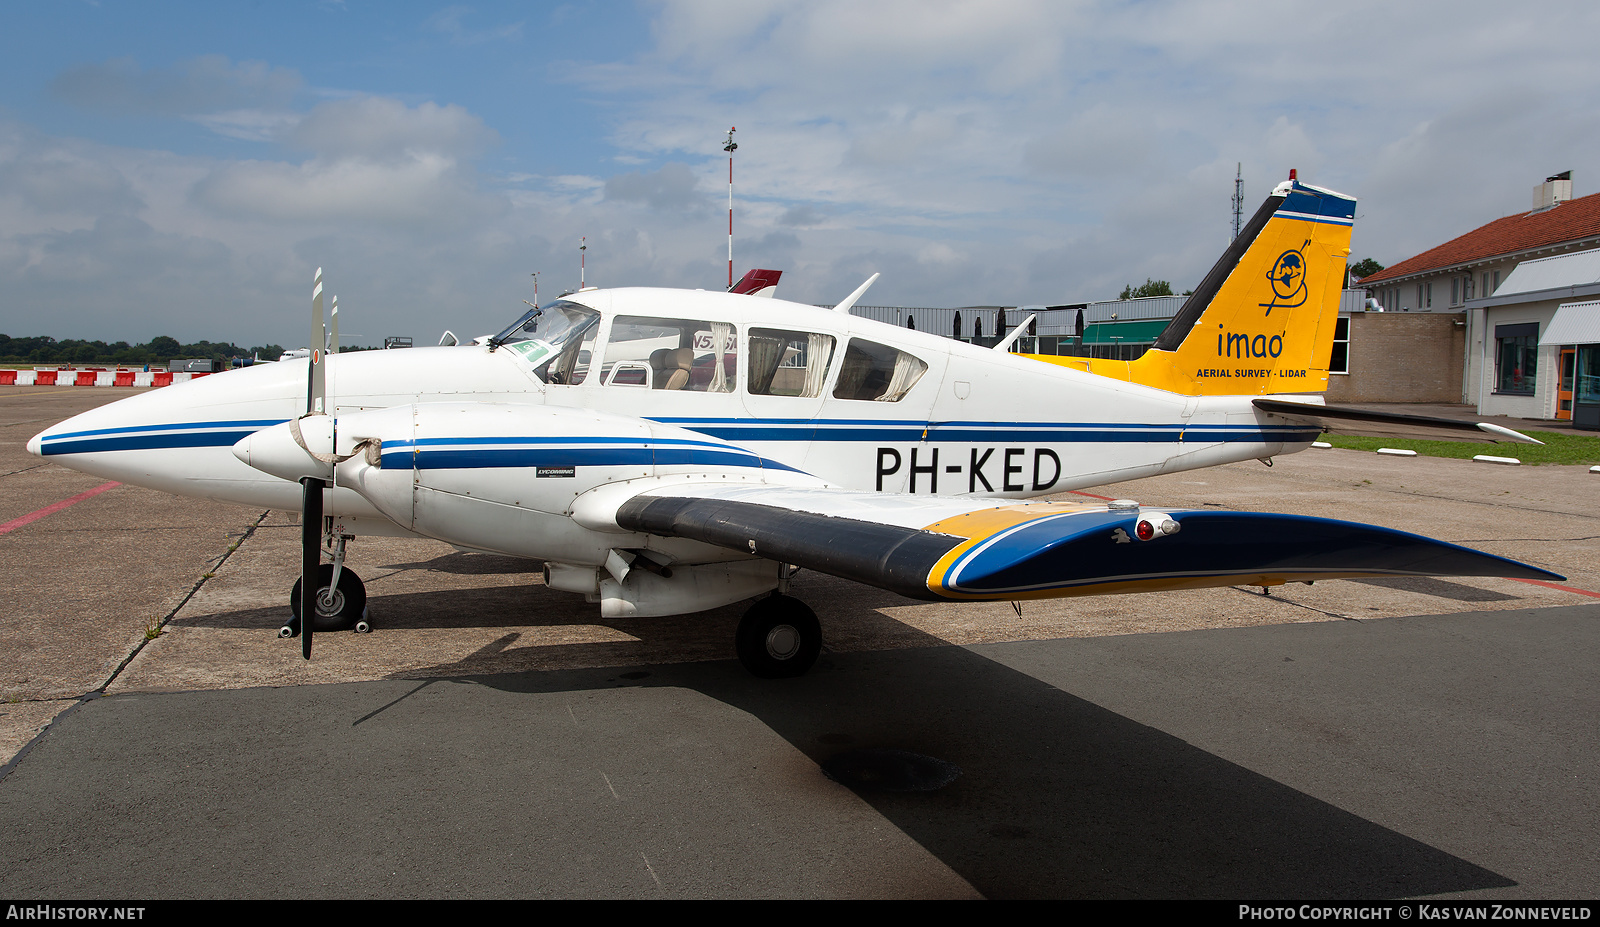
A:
[615, 485, 1563, 601]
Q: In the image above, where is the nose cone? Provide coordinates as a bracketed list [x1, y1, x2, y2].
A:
[27, 431, 43, 458]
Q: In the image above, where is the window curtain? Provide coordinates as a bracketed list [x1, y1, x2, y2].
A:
[748, 335, 784, 394]
[802, 334, 834, 398]
[710, 322, 732, 392]
[878, 351, 927, 401]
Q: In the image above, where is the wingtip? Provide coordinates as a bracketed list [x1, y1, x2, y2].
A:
[1476, 422, 1543, 445]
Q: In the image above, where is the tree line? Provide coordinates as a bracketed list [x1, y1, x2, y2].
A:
[0, 334, 377, 366]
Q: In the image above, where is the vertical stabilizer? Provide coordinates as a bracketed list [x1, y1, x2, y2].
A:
[730, 268, 783, 297]
[1052, 179, 1355, 395]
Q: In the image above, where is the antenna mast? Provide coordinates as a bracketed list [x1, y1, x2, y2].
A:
[1231, 162, 1244, 241]
[724, 126, 737, 290]
[579, 237, 586, 290]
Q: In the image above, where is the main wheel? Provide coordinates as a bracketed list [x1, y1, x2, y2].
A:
[289, 565, 367, 632]
[735, 594, 821, 679]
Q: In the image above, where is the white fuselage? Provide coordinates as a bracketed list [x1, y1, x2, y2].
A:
[30, 288, 1317, 571]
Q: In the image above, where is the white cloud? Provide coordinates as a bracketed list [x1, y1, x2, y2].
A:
[289, 97, 498, 160]
[604, 162, 707, 212]
[554, 0, 1600, 305]
[193, 152, 496, 224]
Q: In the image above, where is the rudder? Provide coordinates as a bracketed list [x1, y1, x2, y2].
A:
[1120, 177, 1356, 395]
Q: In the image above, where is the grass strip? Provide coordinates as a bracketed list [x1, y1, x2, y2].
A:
[1322, 430, 1600, 465]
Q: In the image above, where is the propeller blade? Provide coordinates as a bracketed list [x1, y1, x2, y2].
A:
[300, 267, 328, 659]
[309, 268, 326, 415]
[301, 476, 323, 659]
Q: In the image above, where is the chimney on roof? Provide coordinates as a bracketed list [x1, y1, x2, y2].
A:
[1533, 171, 1572, 211]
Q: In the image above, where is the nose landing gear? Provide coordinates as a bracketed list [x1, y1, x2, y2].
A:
[281, 533, 371, 639]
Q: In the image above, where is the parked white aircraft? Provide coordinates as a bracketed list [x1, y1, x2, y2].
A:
[28, 177, 1558, 676]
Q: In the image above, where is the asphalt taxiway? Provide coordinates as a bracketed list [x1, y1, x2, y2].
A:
[0, 387, 1595, 898]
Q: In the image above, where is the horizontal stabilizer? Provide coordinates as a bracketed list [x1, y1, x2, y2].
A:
[1253, 399, 1543, 444]
[616, 493, 1562, 602]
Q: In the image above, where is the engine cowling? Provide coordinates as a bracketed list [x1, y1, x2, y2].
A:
[257, 403, 820, 618]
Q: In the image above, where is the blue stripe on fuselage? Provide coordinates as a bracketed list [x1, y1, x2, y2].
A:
[380, 436, 800, 473]
[38, 420, 288, 456]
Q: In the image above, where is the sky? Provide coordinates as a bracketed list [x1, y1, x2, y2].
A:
[3, 0, 1599, 349]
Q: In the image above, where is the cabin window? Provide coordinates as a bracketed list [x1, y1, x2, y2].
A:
[603, 316, 736, 391]
[539, 316, 598, 385]
[747, 329, 836, 397]
[832, 339, 927, 402]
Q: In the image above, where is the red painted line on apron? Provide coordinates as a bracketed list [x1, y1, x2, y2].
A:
[1069, 490, 1115, 500]
[1511, 577, 1600, 599]
[0, 481, 120, 536]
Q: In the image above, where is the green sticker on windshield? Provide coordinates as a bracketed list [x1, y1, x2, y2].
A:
[510, 340, 553, 365]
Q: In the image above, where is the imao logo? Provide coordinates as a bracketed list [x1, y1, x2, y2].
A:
[1217, 327, 1284, 359]
[1261, 242, 1310, 316]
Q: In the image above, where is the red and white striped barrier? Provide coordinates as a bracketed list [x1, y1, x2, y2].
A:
[0, 370, 213, 387]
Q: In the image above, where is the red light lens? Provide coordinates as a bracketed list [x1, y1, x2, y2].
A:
[1135, 519, 1155, 541]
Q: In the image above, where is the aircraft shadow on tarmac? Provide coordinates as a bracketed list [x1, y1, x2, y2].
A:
[162, 568, 1517, 897]
[376, 552, 545, 576]
[329, 585, 1513, 899]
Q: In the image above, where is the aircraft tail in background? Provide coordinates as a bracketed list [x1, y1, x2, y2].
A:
[730, 268, 783, 297]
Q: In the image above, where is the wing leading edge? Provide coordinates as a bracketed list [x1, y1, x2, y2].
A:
[616, 490, 1563, 602]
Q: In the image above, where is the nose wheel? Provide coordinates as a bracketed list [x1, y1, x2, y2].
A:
[735, 594, 821, 678]
[282, 564, 369, 636]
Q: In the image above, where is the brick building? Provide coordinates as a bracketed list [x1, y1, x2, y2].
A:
[1355, 173, 1600, 424]
[1325, 310, 1466, 403]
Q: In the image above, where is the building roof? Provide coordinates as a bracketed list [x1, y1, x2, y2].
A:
[1494, 247, 1600, 296]
[1361, 191, 1600, 284]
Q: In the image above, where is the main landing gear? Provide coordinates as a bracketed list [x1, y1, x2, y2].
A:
[735, 593, 821, 678]
[281, 534, 371, 639]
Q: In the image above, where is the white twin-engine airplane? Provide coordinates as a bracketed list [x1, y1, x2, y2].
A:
[30, 177, 1560, 676]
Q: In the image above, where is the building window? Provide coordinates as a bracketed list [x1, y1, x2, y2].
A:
[1494, 323, 1538, 395]
[1451, 278, 1459, 305]
[1425, 282, 1432, 309]
[1329, 316, 1350, 374]
[1579, 346, 1600, 405]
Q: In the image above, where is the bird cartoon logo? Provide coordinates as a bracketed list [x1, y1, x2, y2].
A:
[1261, 242, 1310, 316]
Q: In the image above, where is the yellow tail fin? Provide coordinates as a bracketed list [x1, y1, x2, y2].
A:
[1034, 178, 1355, 395]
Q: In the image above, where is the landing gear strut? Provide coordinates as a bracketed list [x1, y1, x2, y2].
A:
[282, 533, 370, 638]
[735, 594, 821, 678]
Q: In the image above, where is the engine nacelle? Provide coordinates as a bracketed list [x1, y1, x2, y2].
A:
[544, 558, 780, 617]
[319, 401, 816, 571]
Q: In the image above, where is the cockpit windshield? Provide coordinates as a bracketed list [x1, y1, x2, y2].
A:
[488, 299, 600, 374]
